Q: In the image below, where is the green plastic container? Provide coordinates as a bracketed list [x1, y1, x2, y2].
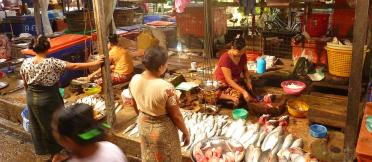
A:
[232, 108, 249, 120]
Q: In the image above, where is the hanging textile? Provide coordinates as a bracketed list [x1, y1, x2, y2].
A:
[175, 0, 191, 13]
[39, 0, 53, 36]
[104, 0, 117, 33]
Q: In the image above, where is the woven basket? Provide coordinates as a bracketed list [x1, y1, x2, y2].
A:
[113, 8, 135, 27]
[325, 43, 369, 77]
[65, 11, 95, 32]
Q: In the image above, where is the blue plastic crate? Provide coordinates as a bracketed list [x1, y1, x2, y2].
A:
[1, 16, 55, 36]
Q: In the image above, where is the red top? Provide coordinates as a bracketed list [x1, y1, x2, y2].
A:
[215, 52, 247, 83]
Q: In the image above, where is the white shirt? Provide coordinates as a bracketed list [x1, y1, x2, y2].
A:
[68, 141, 128, 162]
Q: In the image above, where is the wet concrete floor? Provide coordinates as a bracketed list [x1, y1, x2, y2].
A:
[0, 127, 36, 162]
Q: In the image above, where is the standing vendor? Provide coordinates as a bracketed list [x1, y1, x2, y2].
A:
[214, 35, 254, 106]
[87, 34, 134, 85]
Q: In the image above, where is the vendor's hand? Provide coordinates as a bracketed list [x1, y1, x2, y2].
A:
[247, 81, 253, 90]
[94, 56, 105, 66]
[230, 96, 239, 106]
[87, 75, 93, 81]
[52, 154, 69, 162]
[243, 91, 254, 102]
[182, 132, 190, 146]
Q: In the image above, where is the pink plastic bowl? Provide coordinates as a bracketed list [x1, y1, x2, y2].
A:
[281, 80, 306, 95]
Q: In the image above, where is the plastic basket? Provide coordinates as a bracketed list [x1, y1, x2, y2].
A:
[21, 107, 31, 133]
[325, 44, 368, 77]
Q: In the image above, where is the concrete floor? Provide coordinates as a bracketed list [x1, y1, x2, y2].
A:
[0, 127, 36, 162]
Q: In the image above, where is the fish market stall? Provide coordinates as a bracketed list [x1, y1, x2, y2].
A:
[55, 49, 347, 161]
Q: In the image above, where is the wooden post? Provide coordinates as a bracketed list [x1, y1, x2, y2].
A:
[204, 0, 213, 59]
[33, 0, 42, 35]
[344, 0, 370, 161]
[92, 0, 116, 127]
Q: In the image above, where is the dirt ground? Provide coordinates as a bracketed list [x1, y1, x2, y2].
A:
[0, 127, 36, 162]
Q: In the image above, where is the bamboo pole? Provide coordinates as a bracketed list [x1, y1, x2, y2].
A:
[204, 0, 213, 70]
[92, 0, 116, 127]
[344, 0, 370, 161]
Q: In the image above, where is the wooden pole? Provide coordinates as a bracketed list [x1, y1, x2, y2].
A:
[33, 0, 42, 35]
[204, 0, 213, 60]
[344, 0, 370, 161]
[92, 0, 116, 126]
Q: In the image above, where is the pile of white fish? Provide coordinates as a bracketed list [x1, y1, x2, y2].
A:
[121, 111, 318, 162]
[74, 95, 123, 119]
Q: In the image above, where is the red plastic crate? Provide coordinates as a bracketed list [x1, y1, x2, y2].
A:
[301, 14, 329, 37]
[356, 103, 372, 162]
[291, 39, 326, 64]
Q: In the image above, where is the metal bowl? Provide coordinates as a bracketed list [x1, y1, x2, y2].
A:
[191, 137, 245, 162]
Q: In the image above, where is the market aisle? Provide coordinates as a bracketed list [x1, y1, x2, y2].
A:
[0, 127, 36, 162]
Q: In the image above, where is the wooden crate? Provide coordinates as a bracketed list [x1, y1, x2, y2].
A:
[308, 95, 347, 129]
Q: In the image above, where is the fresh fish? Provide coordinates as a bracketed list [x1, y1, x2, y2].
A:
[291, 138, 303, 148]
[225, 122, 238, 138]
[232, 125, 246, 141]
[283, 147, 304, 160]
[221, 123, 231, 136]
[259, 114, 271, 125]
[128, 126, 138, 136]
[185, 133, 195, 150]
[202, 114, 207, 121]
[256, 131, 268, 148]
[122, 123, 137, 134]
[239, 128, 255, 144]
[245, 145, 255, 162]
[271, 135, 284, 155]
[251, 147, 262, 162]
[178, 130, 183, 145]
[277, 134, 294, 157]
[282, 149, 291, 160]
[243, 133, 259, 148]
[234, 150, 245, 162]
[261, 126, 283, 151]
[208, 125, 218, 138]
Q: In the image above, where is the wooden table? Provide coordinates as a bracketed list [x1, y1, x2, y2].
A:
[356, 103, 372, 162]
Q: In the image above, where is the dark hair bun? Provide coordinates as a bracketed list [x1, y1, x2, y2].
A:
[233, 35, 245, 51]
[108, 34, 119, 45]
[142, 46, 168, 72]
[29, 35, 51, 53]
